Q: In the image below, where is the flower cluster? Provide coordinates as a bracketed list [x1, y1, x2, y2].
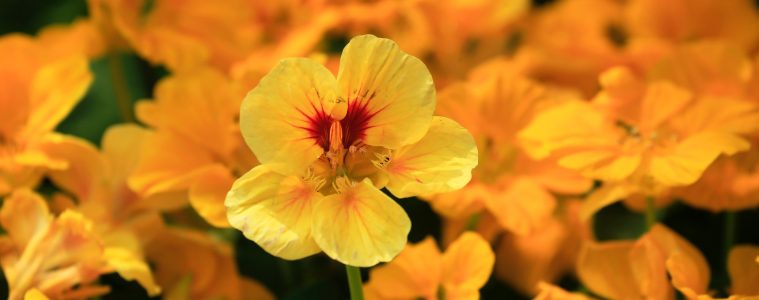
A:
[2, 0, 759, 299]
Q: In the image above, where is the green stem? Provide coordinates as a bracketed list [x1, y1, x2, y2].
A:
[107, 52, 134, 123]
[465, 213, 481, 231]
[721, 211, 737, 290]
[345, 265, 364, 300]
[645, 196, 657, 230]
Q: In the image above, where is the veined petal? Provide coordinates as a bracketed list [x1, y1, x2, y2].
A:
[644, 225, 710, 299]
[24, 54, 92, 137]
[225, 165, 321, 260]
[312, 179, 411, 267]
[384, 116, 478, 198]
[579, 183, 637, 221]
[441, 232, 494, 296]
[101, 124, 150, 188]
[649, 131, 749, 186]
[363, 237, 442, 299]
[189, 165, 234, 228]
[42, 135, 106, 202]
[336, 34, 435, 149]
[240, 58, 339, 175]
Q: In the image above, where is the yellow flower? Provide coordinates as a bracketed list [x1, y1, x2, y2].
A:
[88, 0, 255, 72]
[145, 227, 274, 300]
[429, 59, 591, 235]
[0, 34, 93, 195]
[129, 69, 256, 227]
[519, 65, 758, 219]
[363, 232, 494, 300]
[226, 35, 477, 267]
[0, 189, 156, 300]
[577, 224, 710, 299]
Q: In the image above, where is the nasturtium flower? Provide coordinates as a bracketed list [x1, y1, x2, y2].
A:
[88, 0, 255, 72]
[145, 227, 274, 300]
[519, 65, 758, 219]
[0, 34, 93, 195]
[429, 59, 591, 235]
[226, 34, 478, 267]
[129, 69, 256, 227]
[577, 224, 710, 299]
[0, 190, 158, 300]
[363, 232, 495, 300]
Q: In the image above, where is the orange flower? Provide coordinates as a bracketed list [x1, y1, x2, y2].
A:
[129, 69, 256, 227]
[0, 190, 157, 300]
[429, 59, 591, 235]
[145, 227, 274, 300]
[363, 232, 494, 300]
[0, 34, 93, 195]
[624, 0, 759, 50]
[577, 224, 710, 299]
[88, 0, 255, 72]
[520, 64, 758, 219]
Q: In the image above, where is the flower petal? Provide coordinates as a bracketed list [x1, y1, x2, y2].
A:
[336, 34, 435, 148]
[484, 178, 557, 235]
[577, 241, 641, 299]
[104, 247, 161, 296]
[226, 165, 321, 260]
[384, 116, 478, 198]
[441, 232, 494, 296]
[0, 189, 51, 250]
[189, 165, 234, 228]
[364, 237, 442, 299]
[312, 179, 411, 267]
[240, 58, 339, 175]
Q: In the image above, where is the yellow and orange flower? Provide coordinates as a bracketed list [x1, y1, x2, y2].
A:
[225, 35, 478, 267]
[363, 232, 495, 300]
[129, 69, 256, 227]
[0, 34, 93, 195]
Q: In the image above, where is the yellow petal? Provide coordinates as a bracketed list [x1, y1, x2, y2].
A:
[441, 232, 494, 297]
[639, 81, 692, 131]
[728, 245, 759, 295]
[312, 179, 411, 267]
[384, 116, 478, 198]
[0, 189, 51, 250]
[484, 178, 557, 235]
[364, 237, 442, 299]
[104, 247, 161, 296]
[24, 54, 92, 137]
[24, 289, 48, 300]
[577, 241, 641, 299]
[226, 165, 321, 260]
[535, 282, 592, 300]
[336, 34, 435, 148]
[189, 165, 234, 228]
[649, 131, 749, 186]
[240, 58, 339, 175]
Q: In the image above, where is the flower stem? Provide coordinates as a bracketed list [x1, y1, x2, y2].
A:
[465, 213, 481, 231]
[107, 52, 135, 123]
[345, 265, 364, 300]
[645, 196, 656, 229]
[721, 211, 737, 291]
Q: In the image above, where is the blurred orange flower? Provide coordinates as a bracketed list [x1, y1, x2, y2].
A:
[363, 232, 495, 300]
[129, 69, 256, 227]
[0, 35, 93, 195]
